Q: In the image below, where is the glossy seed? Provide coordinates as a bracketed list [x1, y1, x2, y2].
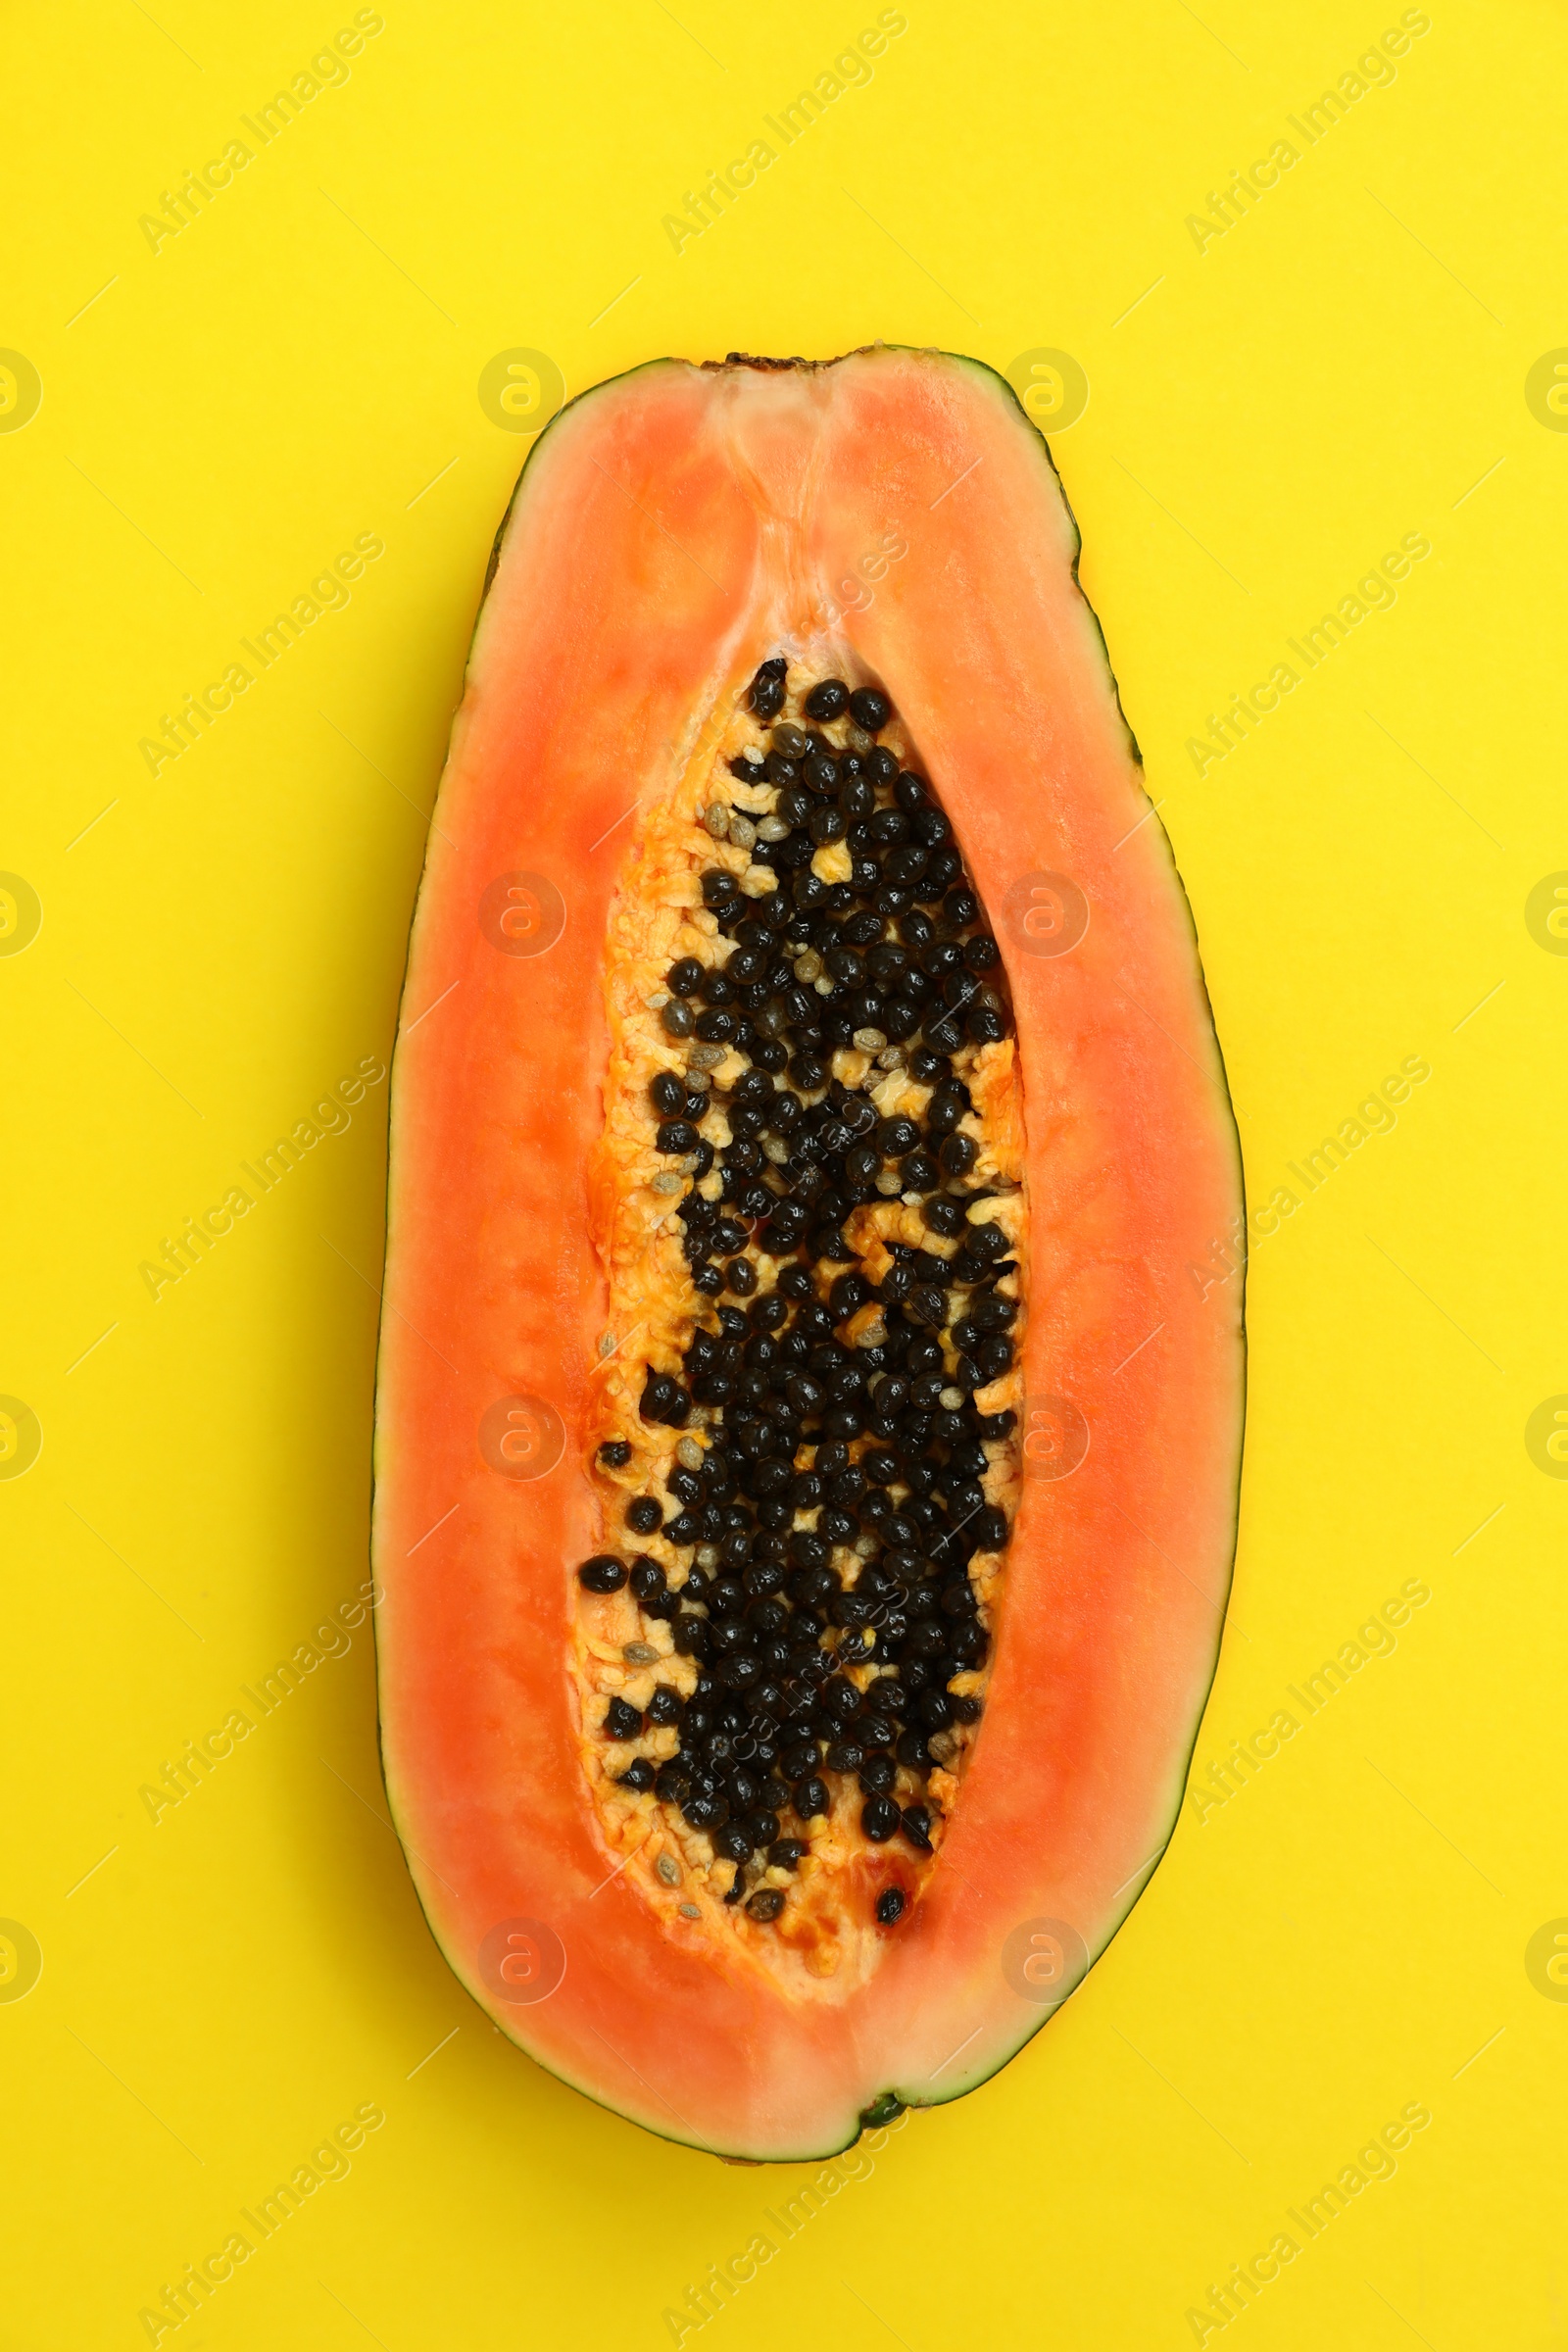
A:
[748, 657, 788, 719]
[598, 1440, 633, 1469]
[578, 1555, 626, 1593]
[805, 678, 850, 721]
[901, 1805, 934, 1851]
[747, 1887, 785, 1922]
[640, 1371, 689, 1425]
[875, 1886, 906, 1924]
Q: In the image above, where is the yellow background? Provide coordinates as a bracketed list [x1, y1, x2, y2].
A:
[3, 1, 1562, 2342]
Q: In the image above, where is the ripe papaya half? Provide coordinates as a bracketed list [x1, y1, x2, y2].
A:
[372, 347, 1244, 2162]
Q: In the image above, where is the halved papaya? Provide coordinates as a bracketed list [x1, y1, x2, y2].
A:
[372, 347, 1244, 2162]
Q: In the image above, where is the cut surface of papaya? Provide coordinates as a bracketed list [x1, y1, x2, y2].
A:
[373, 347, 1244, 2161]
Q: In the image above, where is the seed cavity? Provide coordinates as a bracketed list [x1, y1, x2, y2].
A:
[580, 658, 1021, 1938]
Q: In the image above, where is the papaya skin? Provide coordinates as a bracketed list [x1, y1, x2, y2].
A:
[372, 349, 1244, 2160]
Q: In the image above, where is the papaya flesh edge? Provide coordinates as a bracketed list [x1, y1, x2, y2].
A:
[372, 346, 1245, 2163]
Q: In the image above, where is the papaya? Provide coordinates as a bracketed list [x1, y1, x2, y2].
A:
[372, 347, 1244, 2161]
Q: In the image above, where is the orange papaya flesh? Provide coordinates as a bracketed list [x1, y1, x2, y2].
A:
[373, 348, 1244, 2162]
